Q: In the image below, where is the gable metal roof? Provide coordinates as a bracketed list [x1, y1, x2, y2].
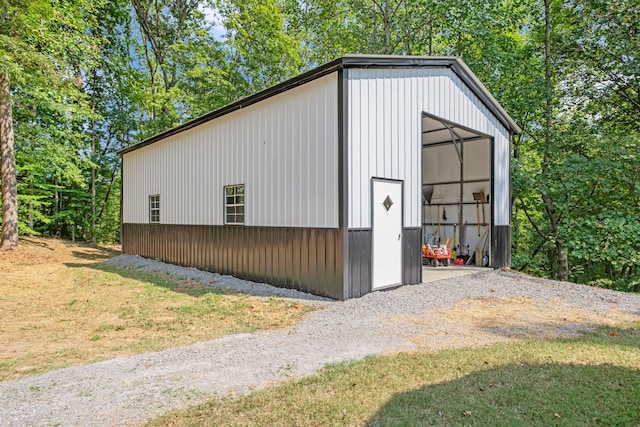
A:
[119, 54, 521, 155]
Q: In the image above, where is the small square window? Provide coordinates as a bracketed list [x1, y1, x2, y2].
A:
[149, 195, 160, 223]
[224, 185, 245, 225]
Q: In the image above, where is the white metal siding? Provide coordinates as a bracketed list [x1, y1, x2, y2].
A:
[123, 73, 339, 228]
[492, 126, 511, 225]
[347, 68, 511, 228]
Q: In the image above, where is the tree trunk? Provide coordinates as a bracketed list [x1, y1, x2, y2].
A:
[53, 175, 59, 237]
[542, 0, 569, 281]
[556, 239, 569, 280]
[383, 0, 391, 54]
[90, 72, 97, 244]
[28, 201, 33, 232]
[428, 15, 433, 55]
[0, 72, 19, 249]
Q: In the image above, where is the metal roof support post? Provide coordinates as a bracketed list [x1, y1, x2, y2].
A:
[446, 124, 466, 250]
[446, 124, 463, 163]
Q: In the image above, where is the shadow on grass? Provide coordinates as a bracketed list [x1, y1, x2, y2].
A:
[70, 246, 121, 261]
[367, 325, 640, 427]
[64, 261, 236, 298]
[146, 325, 640, 427]
[367, 362, 640, 426]
[20, 236, 55, 249]
[20, 236, 121, 259]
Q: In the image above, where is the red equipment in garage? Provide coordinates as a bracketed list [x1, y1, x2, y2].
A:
[422, 244, 451, 267]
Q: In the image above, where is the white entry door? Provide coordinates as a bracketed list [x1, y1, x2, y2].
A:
[372, 179, 403, 290]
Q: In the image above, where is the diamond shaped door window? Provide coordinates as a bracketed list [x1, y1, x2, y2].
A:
[383, 195, 393, 211]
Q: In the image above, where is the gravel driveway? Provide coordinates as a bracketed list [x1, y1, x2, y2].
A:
[1, 256, 639, 426]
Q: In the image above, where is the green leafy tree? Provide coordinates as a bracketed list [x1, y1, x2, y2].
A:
[509, 0, 639, 290]
[131, 0, 231, 137]
[1, 0, 103, 244]
[218, 0, 303, 95]
[0, 0, 44, 248]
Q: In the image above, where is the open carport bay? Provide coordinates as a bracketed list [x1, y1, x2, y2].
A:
[422, 112, 493, 266]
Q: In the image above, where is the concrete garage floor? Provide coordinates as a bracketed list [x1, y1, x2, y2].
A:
[422, 265, 490, 283]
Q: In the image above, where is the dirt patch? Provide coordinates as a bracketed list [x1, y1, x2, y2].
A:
[389, 294, 638, 349]
[0, 237, 313, 382]
[0, 236, 118, 266]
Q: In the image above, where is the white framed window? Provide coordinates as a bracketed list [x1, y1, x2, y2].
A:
[224, 185, 245, 225]
[149, 194, 160, 223]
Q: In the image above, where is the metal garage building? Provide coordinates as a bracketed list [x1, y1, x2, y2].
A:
[119, 55, 521, 300]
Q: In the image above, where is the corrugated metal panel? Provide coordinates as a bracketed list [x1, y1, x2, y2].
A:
[463, 139, 491, 180]
[122, 73, 339, 229]
[492, 128, 511, 226]
[346, 229, 372, 299]
[492, 225, 511, 268]
[347, 67, 511, 229]
[422, 144, 461, 184]
[402, 228, 422, 285]
[347, 69, 421, 230]
[122, 223, 345, 299]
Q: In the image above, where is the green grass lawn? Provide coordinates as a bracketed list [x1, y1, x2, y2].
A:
[149, 322, 640, 426]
